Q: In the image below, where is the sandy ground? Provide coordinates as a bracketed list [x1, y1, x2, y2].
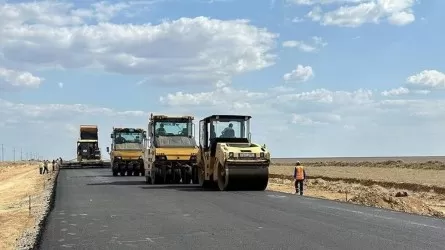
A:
[270, 165, 445, 189]
[268, 162, 445, 218]
[0, 162, 57, 250]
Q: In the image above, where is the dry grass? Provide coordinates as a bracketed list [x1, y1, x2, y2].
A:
[0, 162, 49, 250]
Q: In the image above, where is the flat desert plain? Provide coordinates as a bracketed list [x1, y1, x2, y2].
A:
[268, 157, 445, 218]
[0, 162, 57, 250]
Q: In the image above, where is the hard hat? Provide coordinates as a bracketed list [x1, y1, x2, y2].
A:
[295, 161, 301, 166]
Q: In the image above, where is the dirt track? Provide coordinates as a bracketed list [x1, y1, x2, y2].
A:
[268, 159, 445, 218]
[0, 162, 56, 250]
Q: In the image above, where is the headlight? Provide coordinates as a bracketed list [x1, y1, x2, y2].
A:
[116, 156, 122, 160]
[190, 155, 197, 161]
[139, 156, 143, 160]
[229, 152, 234, 158]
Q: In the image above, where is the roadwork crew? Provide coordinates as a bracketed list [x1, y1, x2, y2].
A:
[293, 161, 306, 195]
[43, 160, 49, 174]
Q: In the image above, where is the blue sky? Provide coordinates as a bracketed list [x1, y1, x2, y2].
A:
[1, 0, 445, 160]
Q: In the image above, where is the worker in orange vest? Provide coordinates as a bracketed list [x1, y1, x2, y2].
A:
[293, 161, 306, 195]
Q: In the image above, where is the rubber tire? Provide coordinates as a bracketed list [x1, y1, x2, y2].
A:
[145, 175, 152, 184]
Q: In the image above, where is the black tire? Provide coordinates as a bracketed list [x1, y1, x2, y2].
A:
[112, 171, 118, 176]
[217, 163, 229, 191]
[145, 175, 152, 184]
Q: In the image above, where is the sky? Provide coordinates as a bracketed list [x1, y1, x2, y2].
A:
[1, 0, 445, 160]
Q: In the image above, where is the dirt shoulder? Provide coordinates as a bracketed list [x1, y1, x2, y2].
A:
[0, 162, 58, 250]
[268, 163, 445, 218]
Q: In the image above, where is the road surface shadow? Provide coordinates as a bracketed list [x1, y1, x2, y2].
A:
[70, 175, 115, 178]
[141, 185, 219, 192]
[87, 180, 146, 186]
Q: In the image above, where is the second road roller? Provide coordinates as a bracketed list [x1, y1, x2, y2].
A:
[196, 114, 270, 191]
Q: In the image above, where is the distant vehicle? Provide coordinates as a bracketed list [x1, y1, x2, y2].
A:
[107, 127, 146, 176]
[143, 113, 199, 184]
[60, 125, 110, 169]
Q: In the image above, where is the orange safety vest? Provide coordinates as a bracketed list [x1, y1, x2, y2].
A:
[295, 166, 304, 180]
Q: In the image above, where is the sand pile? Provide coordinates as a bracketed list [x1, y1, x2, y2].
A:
[349, 185, 444, 217]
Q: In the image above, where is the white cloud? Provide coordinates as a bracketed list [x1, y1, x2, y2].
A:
[0, 67, 43, 90]
[293, 0, 417, 27]
[0, 1, 278, 86]
[381, 87, 409, 97]
[406, 70, 445, 89]
[292, 17, 304, 22]
[283, 65, 314, 83]
[282, 36, 327, 52]
[0, 98, 147, 122]
[292, 112, 341, 125]
[58, 82, 64, 88]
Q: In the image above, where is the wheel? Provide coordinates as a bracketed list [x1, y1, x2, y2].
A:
[145, 175, 152, 184]
[198, 167, 215, 189]
[120, 169, 126, 176]
[173, 169, 181, 184]
[112, 171, 118, 176]
[217, 163, 229, 191]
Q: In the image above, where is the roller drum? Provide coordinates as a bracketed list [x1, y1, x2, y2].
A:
[217, 163, 269, 191]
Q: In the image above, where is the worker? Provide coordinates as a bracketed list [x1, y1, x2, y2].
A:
[156, 123, 166, 135]
[115, 133, 125, 143]
[293, 161, 306, 195]
[52, 159, 55, 172]
[42, 160, 49, 174]
[221, 123, 235, 138]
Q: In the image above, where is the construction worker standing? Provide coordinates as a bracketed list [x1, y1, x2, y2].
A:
[294, 161, 306, 195]
[42, 160, 49, 174]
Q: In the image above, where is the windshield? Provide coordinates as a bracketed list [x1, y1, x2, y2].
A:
[211, 118, 249, 139]
[114, 132, 143, 144]
[154, 121, 192, 137]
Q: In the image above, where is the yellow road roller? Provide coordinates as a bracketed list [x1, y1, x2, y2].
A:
[197, 115, 270, 191]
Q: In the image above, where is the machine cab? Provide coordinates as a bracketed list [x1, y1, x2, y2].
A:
[147, 114, 196, 149]
[199, 115, 252, 156]
[108, 128, 146, 153]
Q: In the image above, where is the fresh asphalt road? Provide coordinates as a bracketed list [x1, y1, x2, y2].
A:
[39, 169, 445, 250]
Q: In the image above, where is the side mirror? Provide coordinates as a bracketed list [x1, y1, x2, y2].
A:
[143, 131, 147, 138]
[248, 132, 252, 142]
[106, 147, 109, 152]
[110, 134, 113, 139]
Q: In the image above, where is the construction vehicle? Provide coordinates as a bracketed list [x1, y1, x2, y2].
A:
[107, 127, 146, 176]
[60, 125, 110, 168]
[143, 113, 199, 184]
[196, 115, 270, 191]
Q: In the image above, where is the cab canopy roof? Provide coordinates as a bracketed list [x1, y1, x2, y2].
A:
[150, 113, 194, 121]
[201, 115, 252, 122]
[113, 127, 145, 132]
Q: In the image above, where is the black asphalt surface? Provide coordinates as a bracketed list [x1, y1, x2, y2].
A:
[40, 169, 445, 250]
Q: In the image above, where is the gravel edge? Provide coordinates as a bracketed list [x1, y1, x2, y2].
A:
[15, 169, 60, 250]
